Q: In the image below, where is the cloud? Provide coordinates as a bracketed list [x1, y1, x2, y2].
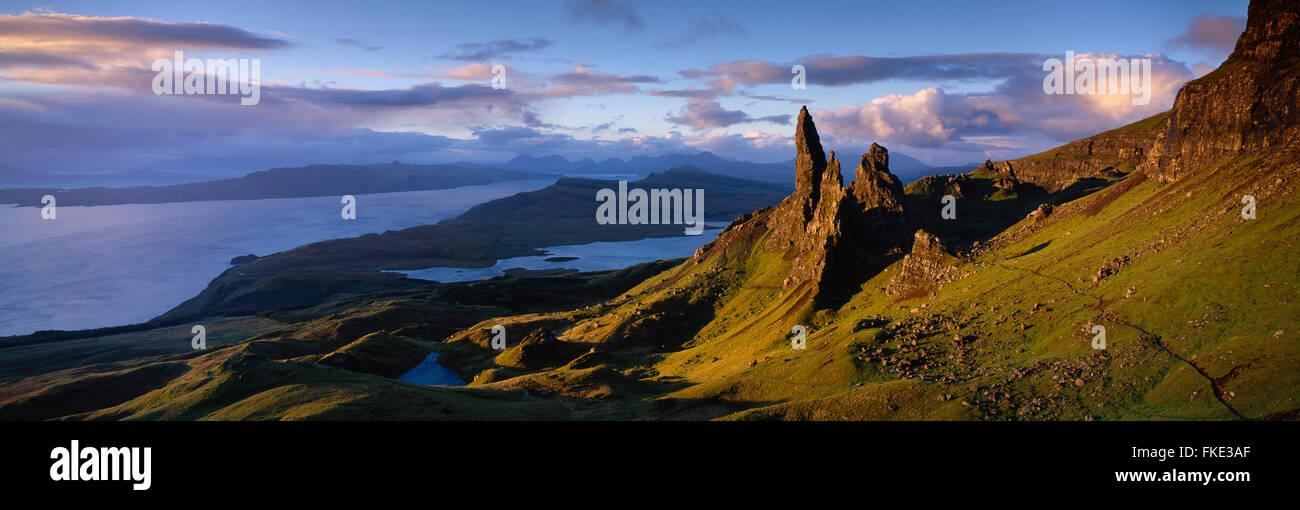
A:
[682, 129, 789, 158]
[0, 11, 291, 91]
[272, 82, 514, 108]
[1165, 14, 1245, 57]
[680, 53, 1049, 92]
[0, 16, 650, 141]
[0, 12, 618, 134]
[591, 116, 624, 133]
[436, 38, 553, 61]
[566, 0, 644, 31]
[0, 10, 1218, 177]
[665, 99, 791, 130]
[334, 38, 382, 51]
[648, 87, 722, 100]
[456, 127, 799, 163]
[813, 53, 1196, 149]
[533, 64, 659, 97]
[735, 90, 809, 104]
[656, 15, 748, 49]
[0, 11, 289, 50]
[430, 63, 502, 81]
[0, 51, 94, 70]
[470, 125, 557, 146]
[0, 85, 802, 183]
[325, 63, 507, 82]
[0, 90, 450, 177]
[815, 88, 1009, 148]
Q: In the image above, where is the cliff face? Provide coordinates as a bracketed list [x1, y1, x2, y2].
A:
[994, 113, 1168, 192]
[921, 0, 1298, 193]
[1144, 0, 1300, 183]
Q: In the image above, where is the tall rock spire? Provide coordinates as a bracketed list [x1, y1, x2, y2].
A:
[794, 106, 827, 192]
[793, 106, 827, 219]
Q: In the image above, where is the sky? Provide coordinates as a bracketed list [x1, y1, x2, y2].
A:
[0, 0, 1251, 184]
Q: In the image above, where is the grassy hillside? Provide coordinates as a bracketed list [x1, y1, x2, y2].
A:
[5, 123, 1294, 421]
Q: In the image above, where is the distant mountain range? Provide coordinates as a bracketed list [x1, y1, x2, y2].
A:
[488, 150, 952, 184]
[0, 162, 550, 208]
[1, 150, 964, 208]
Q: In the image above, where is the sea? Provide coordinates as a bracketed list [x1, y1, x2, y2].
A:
[0, 179, 721, 337]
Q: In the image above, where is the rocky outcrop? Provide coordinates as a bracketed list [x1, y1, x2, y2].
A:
[758, 107, 919, 306]
[885, 230, 959, 298]
[905, 173, 970, 198]
[976, 160, 1022, 192]
[1028, 203, 1053, 220]
[1143, 0, 1300, 183]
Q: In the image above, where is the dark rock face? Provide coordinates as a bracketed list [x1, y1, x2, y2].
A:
[1145, 0, 1300, 183]
[847, 145, 918, 255]
[851, 145, 906, 211]
[787, 151, 848, 296]
[997, 126, 1161, 192]
[793, 105, 829, 221]
[885, 230, 958, 298]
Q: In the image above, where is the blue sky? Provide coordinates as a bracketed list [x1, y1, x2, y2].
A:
[0, 0, 1250, 183]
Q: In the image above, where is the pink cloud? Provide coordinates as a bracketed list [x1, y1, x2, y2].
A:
[1166, 14, 1246, 57]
